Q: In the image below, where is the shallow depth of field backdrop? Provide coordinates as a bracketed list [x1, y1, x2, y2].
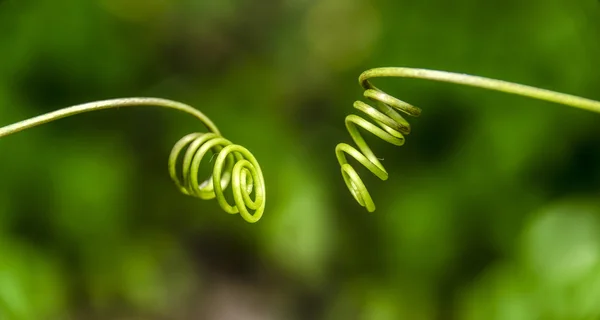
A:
[1, 0, 600, 319]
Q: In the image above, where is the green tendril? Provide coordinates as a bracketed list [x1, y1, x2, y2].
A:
[0, 97, 265, 223]
[337, 67, 600, 212]
[2, 69, 598, 220]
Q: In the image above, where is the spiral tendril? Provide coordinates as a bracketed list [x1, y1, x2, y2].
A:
[337, 67, 600, 212]
[0, 97, 265, 223]
[168, 132, 265, 223]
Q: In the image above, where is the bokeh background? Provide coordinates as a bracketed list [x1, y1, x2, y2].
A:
[1, 0, 600, 319]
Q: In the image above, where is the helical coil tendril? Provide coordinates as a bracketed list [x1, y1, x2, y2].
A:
[0, 97, 265, 223]
[335, 71, 421, 213]
[168, 132, 265, 223]
[336, 67, 600, 212]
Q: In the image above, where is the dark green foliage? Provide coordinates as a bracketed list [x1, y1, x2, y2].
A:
[1, 0, 600, 319]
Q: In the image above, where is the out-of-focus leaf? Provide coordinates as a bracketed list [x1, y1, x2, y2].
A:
[459, 199, 600, 320]
[457, 263, 538, 320]
[261, 152, 335, 286]
[47, 135, 134, 245]
[304, 0, 381, 71]
[83, 233, 199, 316]
[520, 198, 600, 318]
[380, 173, 459, 279]
[521, 199, 600, 286]
[0, 238, 67, 320]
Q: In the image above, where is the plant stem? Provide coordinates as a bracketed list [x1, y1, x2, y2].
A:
[360, 67, 600, 114]
[0, 97, 220, 138]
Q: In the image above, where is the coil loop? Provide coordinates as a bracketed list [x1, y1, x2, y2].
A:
[335, 71, 421, 212]
[168, 132, 265, 223]
[0, 97, 266, 223]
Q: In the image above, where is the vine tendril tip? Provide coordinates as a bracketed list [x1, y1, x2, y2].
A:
[337, 67, 600, 212]
[0, 97, 265, 223]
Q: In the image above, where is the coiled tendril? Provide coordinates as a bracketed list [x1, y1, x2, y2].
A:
[337, 67, 600, 212]
[168, 132, 265, 223]
[0, 97, 265, 223]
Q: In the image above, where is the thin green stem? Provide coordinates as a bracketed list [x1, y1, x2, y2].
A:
[0, 97, 220, 138]
[360, 67, 600, 114]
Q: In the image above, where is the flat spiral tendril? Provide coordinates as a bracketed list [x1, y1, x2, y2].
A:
[337, 67, 600, 212]
[0, 97, 265, 223]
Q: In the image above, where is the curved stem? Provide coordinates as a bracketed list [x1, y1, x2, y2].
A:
[0, 97, 220, 138]
[360, 67, 600, 114]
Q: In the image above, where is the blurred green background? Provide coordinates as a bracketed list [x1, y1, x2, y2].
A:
[1, 0, 600, 319]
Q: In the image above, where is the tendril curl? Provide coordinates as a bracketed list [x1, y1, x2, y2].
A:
[169, 132, 265, 223]
[0, 97, 265, 223]
[337, 67, 600, 212]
